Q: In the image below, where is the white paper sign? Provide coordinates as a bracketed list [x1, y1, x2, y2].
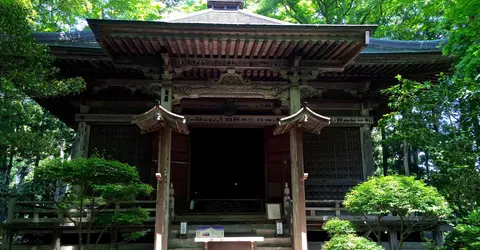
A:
[180, 222, 187, 235]
[266, 203, 282, 220]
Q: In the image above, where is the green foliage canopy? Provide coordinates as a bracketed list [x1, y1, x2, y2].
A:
[30, 0, 165, 31]
[444, 211, 480, 250]
[345, 175, 451, 219]
[35, 157, 153, 249]
[344, 175, 451, 249]
[255, 0, 445, 39]
[322, 218, 384, 250]
[0, 0, 85, 220]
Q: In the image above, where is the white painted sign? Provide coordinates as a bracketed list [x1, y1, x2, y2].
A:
[196, 226, 224, 238]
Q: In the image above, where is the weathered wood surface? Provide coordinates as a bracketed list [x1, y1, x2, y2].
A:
[288, 86, 308, 250]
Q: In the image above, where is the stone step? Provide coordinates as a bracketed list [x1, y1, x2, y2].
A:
[168, 247, 292, 250]
[168, 236, 291, 248]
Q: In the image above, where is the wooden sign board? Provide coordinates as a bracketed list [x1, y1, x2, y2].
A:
[266, 203, 282, 220]
[196, 226, 225, 238]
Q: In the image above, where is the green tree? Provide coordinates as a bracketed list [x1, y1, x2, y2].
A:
[0, 0, 85, 220]
[255, 0, 445, 39]
[30, 0, 166, 31]
[444, 211, 480, 250]
[344, 175, 451, 250]
[380, 76, 480, 216]
[322, 218, 384, 250]
[35, 157, 153, 250]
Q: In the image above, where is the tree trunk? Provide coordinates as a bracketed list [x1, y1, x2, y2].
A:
[381, 127, 388, 176]
[412, 147, 419, 175]
[403, 140, 410, 176]
[425, 152, 430, 182]
[0, 150, 13, 222]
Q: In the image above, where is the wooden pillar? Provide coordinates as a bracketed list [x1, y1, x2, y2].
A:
[289, 86, 308, 250]
[154, 85, 173, 250]
[76, 121, 90, 157]
[389, 227, 399, 250]
[52, 229, 61, 250]
[4, 229, 12, 250]
[360, 125, 374, 180]
[433, 226, 444, 246]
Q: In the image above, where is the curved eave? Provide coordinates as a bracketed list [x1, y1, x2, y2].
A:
[132, 105, 189, 134]
[274, 106, 330, 135]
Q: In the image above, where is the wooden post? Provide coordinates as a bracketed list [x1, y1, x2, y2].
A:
[360, 125, 374, 179]
[52, 229, 61, 250]
[389, 227, 399, 250]
[154, 85, 173, 250]
[7, 186, 16, 223]
[289, 86, 308, 250]
[110, 203, 119, 250]
[76, 121, 90, 157]
[4, 229, 12, 250]
[433, 226, 444, 246]
[5, 186, 15, 249]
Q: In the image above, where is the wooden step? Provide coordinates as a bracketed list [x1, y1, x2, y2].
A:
[174, 214, 267, 222]
[168, 247, 292, 250]
[168, 236, 291, 248]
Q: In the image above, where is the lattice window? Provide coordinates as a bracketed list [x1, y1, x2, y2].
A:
[88, 125, 152, 183]
[303, 127, 362, 200]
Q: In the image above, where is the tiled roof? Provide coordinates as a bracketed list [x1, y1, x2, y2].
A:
[33, 29, 445, 54]
[161, 9, 291, 25]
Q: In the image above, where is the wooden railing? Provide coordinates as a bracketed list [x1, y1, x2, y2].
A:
[305, 199, 346, 217]
[6, 184, 176, 227]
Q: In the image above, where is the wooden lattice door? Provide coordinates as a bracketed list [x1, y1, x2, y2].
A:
[264, 127, 291, 203]
[151, 131, 190, 211]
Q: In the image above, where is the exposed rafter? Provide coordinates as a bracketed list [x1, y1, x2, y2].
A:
[274, 103, 330, 135]
[132, 105, 189, 134]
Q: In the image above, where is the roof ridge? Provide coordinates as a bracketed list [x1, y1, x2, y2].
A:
[162, 9, 214, 22]
[236, 10, 292, 25]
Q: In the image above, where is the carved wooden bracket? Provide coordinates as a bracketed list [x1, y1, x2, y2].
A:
[210, 71, 251, 85]
[172, 84, 290, 105]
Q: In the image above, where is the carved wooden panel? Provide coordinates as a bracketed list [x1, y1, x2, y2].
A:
[265, 127, 291, 203]
[303, 127, 362, 200]
[88, 125, 152, 184]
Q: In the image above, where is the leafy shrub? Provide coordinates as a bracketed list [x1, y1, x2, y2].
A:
[322, 218, 384, 250]
[444, 211, 480, 250]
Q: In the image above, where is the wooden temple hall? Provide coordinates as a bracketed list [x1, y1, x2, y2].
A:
[6, 0, 454, 249]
